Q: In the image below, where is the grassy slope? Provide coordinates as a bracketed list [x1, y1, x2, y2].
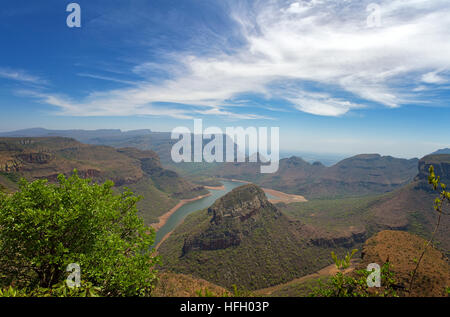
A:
[358, 230, 450, 296]
[118, 178, 178, 225]
[276, 194, 386, 233]
[276, 181, 450, 256]
[152, 272, 228, 297]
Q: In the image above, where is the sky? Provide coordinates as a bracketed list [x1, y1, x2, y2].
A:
[0, 0, 449, 158]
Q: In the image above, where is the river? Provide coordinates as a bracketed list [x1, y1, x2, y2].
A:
[153, 180, 277, 247]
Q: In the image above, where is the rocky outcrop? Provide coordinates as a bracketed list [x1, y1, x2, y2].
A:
[310, 229, 367, 248]
[416, 155, 450, 181]
[414, 154, 450, 191]
[182, 184, 280, 255]
[16, 152, 54, 164]
[208, 184, 280, 225]
[0, 159, 22, 172]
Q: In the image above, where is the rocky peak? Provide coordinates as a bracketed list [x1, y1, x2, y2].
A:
[208, 184, 277, 225]
[182, 184, 280, 254]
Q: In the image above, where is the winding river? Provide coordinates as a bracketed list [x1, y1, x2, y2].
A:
[153, 180, 277, 247]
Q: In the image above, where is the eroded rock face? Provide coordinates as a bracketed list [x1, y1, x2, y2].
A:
[310, 229, 367, 248]
[0, 159, 22, 172]
[415, 154, 450, 190]
[16, 152, 54, 164]
[208, 185, 279, 225]
[182, 184, 280, 255]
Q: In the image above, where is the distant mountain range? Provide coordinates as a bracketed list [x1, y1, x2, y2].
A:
[3, 127, 443, 199]
[432, 148, 450, 155]
[194, 154, 420, 199]
[0, 128, 153, 140]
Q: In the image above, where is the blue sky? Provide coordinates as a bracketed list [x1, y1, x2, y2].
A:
[0, 0, 449, 158]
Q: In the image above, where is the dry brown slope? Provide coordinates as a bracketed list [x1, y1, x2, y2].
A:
[359, 230, 450, 297]
[152, 272, 228, 297]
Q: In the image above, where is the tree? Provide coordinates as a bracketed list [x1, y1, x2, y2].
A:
[0, 171, 159, 297]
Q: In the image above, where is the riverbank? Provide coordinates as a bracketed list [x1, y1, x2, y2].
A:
[226, 178, 308, 204]
[151, 193, 212, 231]
[155, 221, 182, 250]
[263, 188, 307, 204]
[204, 185, 225, 190]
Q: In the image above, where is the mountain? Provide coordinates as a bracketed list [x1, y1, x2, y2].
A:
[431, 148, 450, 155]
[158, 184, 364, 290]
[0, 128, 237, 182]
[0, 137, 207, 224]
[202, 154, 419, 199]
[0, 128, 153, 141]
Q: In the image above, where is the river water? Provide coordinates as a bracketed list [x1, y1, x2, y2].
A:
[153, 180, 277, 246]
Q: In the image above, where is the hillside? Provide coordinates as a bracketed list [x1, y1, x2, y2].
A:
[152, 272, 228, 297]
[0, 137, 207, 224]
[277, 154, 450, 255]
[358, 230, 449, 297]
[158, 184, 364, 290]
[257, 230, 449, 297]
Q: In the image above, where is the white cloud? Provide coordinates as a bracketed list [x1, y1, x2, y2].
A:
[0, 68, 45, 85]
[77, 73, 136, 85]
[421, 71, 447, 84]
[25, 0, 450, 118]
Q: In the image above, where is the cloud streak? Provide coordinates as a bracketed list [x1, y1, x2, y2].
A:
[0, 68, 46, 85]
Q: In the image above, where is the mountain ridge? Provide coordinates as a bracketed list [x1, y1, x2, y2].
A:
[0, 137, 207, 225]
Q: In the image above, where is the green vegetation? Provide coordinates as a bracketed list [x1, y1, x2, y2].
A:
[119, 177, 178, 224]
[195, 284, 253, 297]
[0, 171, 159, 297]
[0, 171, 20, 183]
[268, 276, 331, 297]
[331, 249, 358, 270]
[279, 194, 385, 232]
[311, 261, 398, 297]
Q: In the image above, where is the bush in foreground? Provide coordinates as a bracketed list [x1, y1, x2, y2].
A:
[0, 171, 159, 297]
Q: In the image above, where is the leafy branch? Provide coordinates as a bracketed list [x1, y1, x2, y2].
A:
[408, 165, 450, 295]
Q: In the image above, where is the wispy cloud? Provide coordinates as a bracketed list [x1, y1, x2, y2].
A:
[23, 0, 450, 118]
[0, 68, 46, 85]
[77, 73, 137, 85]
